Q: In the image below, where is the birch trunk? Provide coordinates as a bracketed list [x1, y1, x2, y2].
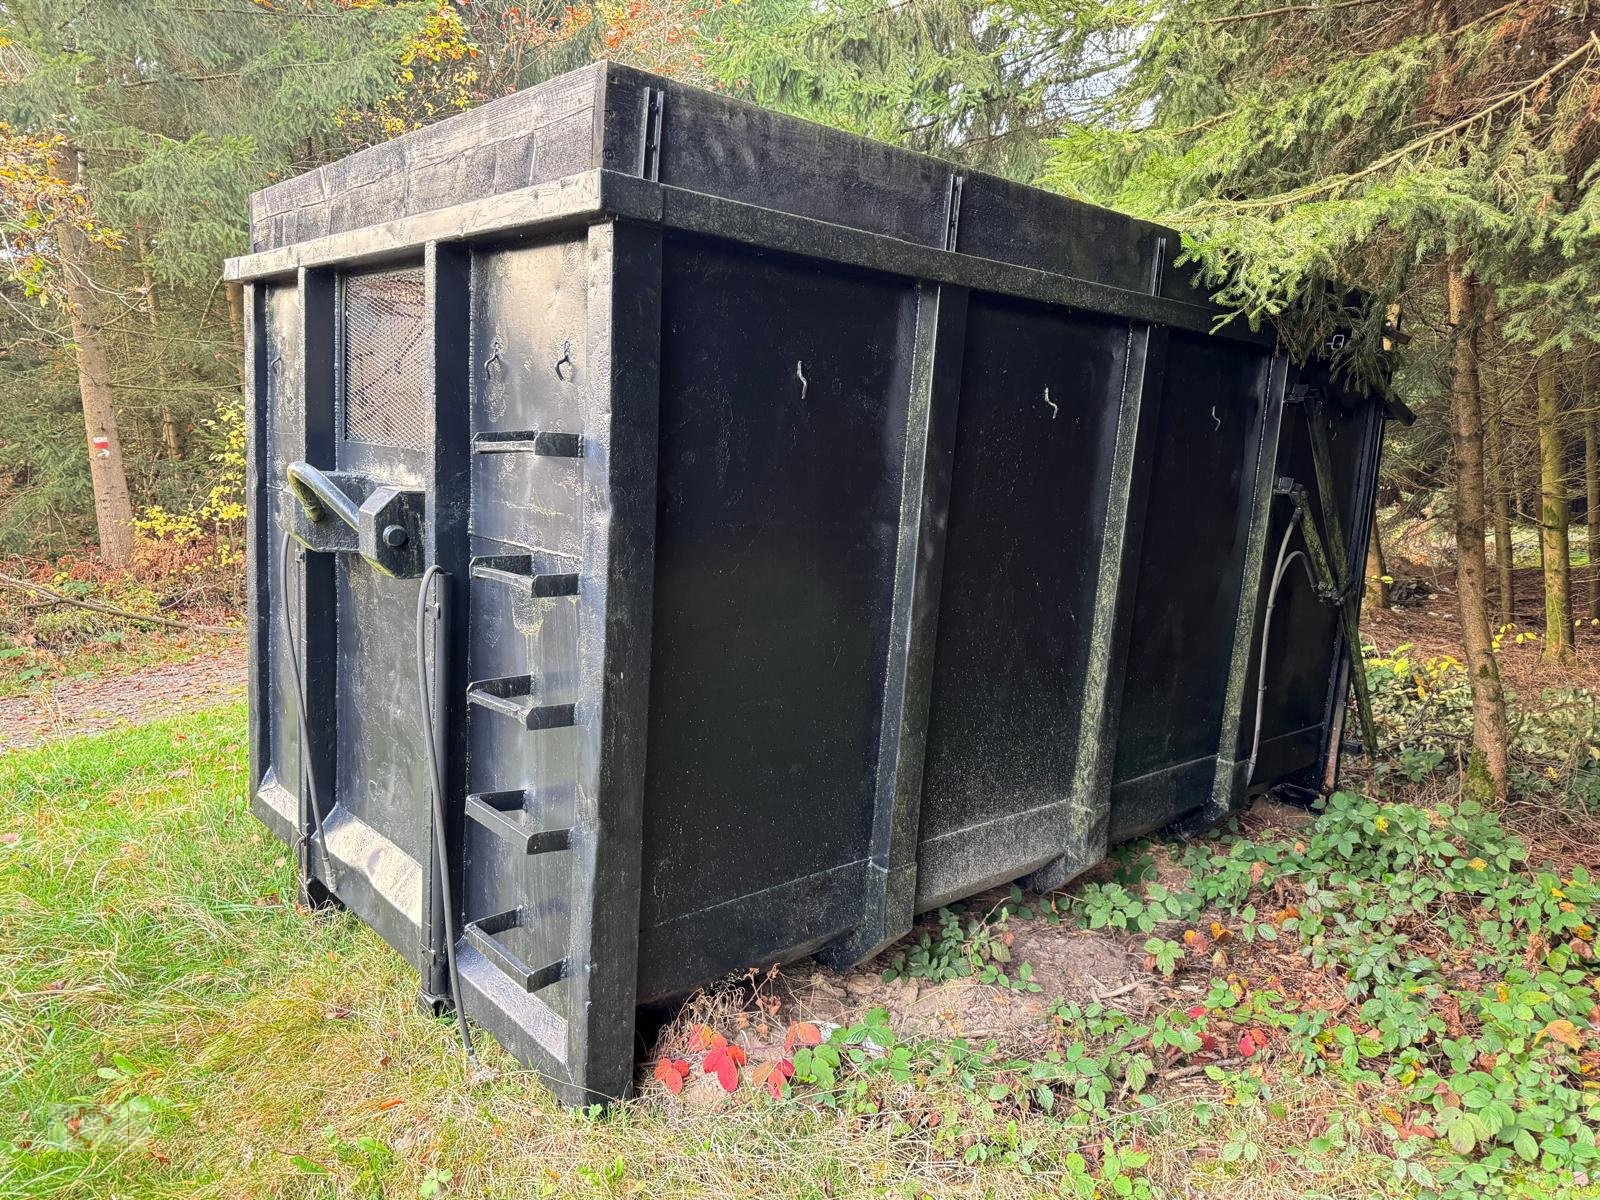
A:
[54, 145, 134, 568]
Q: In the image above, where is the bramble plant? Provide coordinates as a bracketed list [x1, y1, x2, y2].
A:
[775, 790, 1600, 1197]
[880, 887, 1048, 993]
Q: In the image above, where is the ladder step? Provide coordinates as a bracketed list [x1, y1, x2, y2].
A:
[464, 790, 573, 854]
[464, 909, 568, 993]
[472, 430, 583, 457]
[465, 675, 577, 730]
[470, 553, 579, 598]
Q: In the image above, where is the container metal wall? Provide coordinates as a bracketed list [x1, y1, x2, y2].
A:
[231, 62, 1397, 1105]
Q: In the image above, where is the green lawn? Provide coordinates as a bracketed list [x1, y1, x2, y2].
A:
[2, 708, 1596, 1199]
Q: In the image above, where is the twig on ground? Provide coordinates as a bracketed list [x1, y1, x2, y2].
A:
[1163, 1055, 1244, 1082]
[0, 572, 240, 636]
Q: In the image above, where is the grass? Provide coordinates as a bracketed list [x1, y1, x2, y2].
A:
[2, 707, 1594, 1199]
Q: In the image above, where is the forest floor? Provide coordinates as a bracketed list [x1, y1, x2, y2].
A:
[5, 556, 1600, 1198]
[0, 646, 244, 751]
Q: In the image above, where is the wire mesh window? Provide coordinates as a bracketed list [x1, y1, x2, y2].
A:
[342, 267, 430, 448]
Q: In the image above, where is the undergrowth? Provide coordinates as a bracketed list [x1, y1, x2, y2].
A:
[804, 790, 1599, 1198]
[1365, 637, 1600, 804]
[0, 549, 239, 696]
[4, 706, 1597, 1199]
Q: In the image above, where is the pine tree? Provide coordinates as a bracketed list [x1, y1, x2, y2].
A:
[0, 0, 442, 563]
[708, 0, 1064, 179]
[1031, 1, 1600, 801]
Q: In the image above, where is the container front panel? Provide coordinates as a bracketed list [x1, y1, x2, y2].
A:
[258, 283, 304, 831]
[334, 267, 434, 874]
[1242, 390, 1378, 783]
[914, 296, 1128, 903]
[636, 235, 917, 991]
[1109, 332, 1271, 840]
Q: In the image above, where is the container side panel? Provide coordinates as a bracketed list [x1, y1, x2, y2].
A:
[604, 66, 948, 250]
[914, 296, 1128, 903]
[1110, 333, 1270, 838]
[470, 239, 589, 558]
[637, 235, 916, 966]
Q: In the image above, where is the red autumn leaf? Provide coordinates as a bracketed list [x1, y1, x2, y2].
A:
[703, 1042, 742, 1093]
[751, 1057, 795, 1098]
[1239, 1032, 1259, 1058]
[653, 1057, 690, 1094]
[688, 1024, 717, 1052]
[1186, 1005, 1206, 1019]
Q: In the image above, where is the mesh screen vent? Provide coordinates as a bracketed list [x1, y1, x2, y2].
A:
[343, 268, 429, 448]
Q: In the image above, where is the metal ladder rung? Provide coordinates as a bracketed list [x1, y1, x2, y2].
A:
[465, 675, 577, 730]
[472, 430, 583, 457]
[464, 909, 568, 993]
[464, 789, 573, 854]
[469, 553, 579, 598]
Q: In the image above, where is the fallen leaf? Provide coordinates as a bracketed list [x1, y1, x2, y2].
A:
[0, 832, 20, 845]
[688, 1024, 716, 1052]
[1536, 1018, 1584, 1051]
[785, 1021, 822, 1052]
[377, 1097, 404, 1111]
[1238, 1032, 1259, 1058]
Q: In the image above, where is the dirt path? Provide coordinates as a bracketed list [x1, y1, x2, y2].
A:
[0, 646, 246, 752]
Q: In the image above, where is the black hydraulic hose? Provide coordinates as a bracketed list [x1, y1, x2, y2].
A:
[416, 565, 476, 1063]
[1246, 510, 1318, 787]
[278, 530, 331, 866]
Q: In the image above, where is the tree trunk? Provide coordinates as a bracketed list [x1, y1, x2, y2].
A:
[1538, 358, 1575, 664]
[136, 226, 184, 462]
[226, 280, 247, 392]
[1364, 497, 1388, 612]
[1446, 260, 1508, 802]
[54, 145, 134, 568]
[1586, 357, 1599, 622]
[1480, 321, 1514, 624]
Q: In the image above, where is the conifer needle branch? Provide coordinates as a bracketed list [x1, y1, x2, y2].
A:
[1200, 0, 1384, 26]
[1180, 33, 1600, 218]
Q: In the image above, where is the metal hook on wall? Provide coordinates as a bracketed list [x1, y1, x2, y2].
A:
[554, 339, 573, 381]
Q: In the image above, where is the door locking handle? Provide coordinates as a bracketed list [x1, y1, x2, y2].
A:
[283, 460, 426, 577]
[286, 461, 361, 529]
